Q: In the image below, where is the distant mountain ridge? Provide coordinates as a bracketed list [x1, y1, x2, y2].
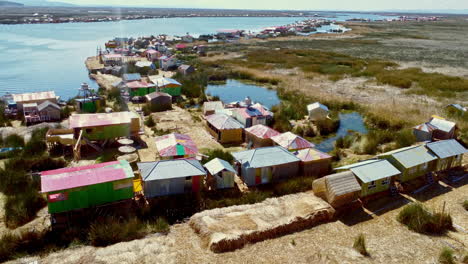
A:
[0, 0, 24, 6]
[13, 0, 76, 6]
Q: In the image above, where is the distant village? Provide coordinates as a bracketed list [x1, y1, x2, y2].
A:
[0, 17, 466, 256]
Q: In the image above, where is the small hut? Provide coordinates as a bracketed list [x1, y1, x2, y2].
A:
[336, 160, 401, 197]
[312, 171, 361, 208]
[202, 101, 224, 116]
[378, 145, 437, 183]
[137, 159, 206, 197]
[428, 117, 457, 140]
[40, 160, 135, 214]
[233, 146, 300, 186]
[150, 77, 182, 97]
[307, 102, 329, 121]
[426, 139, 467, 171]
[155, 133, 198, 160]
[245, 124, 280, 148]
[145, 92, 172, 112]
[271, 132, 315, 151]
[294, 148, 332, 177]
[413, 122, 437, 142]
[178, 64, 195, 75]
[206, 113, 244, 144]
[204, 158, 236, 189]
[37, 100, 61, 121]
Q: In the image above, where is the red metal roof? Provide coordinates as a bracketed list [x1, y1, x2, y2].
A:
[245, 124, 280, 139]
[271, 132, 315, 150]
[41, 160, 133, 193]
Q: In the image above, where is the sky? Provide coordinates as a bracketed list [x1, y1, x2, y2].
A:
[51, 0, 468, 11]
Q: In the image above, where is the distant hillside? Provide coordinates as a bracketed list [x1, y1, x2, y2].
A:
[13, 0, 76, 6]
[0, 0, 24, 6]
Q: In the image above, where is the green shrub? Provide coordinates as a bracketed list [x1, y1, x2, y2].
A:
[397, 203, 453, 234]
[273, 177, 314, 196]
[4, 188, 46, 228]
[315, 118, 340, 136]
[463, 200, 468, 211]
[145, 116, 156, 127]
[4, 134, 25, 148]
[147, 218, 170, 233]
[395, 129, 416, 148]
[439, 247, 455, 264]
[88, 217, 145, 247]
[353, 234, 369, 256]
[0, 233, 18, 262]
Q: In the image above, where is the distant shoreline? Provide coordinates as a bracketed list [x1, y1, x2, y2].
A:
[0, 6, 458, 25]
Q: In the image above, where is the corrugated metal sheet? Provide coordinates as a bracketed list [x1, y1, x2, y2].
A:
[37, 100, 60, 111]
[251, 103, 273, 117]
[123, 73, 142, 82]
[336, 159, 381, 170]
[41, 160, 134, 193]
[206, 113, 244, 130]
[429, 117, 456, 133]
[426, 139, 467, 159]
[245, 124, 280, 139]
[203, 101, 224, 113]
[69, 111, 138, 129]
[126, 81, 154, 89]
[204, 158, 236, 175]
[391, 145, 438, 169]
[145, 92, 171, 100]
[307, 102, 329, 112]
[233, 146, 300, 168]
[138, 159, 206, 181]
[155, 133, 198, 158]
[12, 91, 56, 103]
[236, 107, 263, 118]
[294, 148, 331, 162]
[271, 132, 315, 150]
[150, 77, 182, 87]
[347, 160, 401, 183]
[325, 171, 361, 197]
[414, 122, 437, 133]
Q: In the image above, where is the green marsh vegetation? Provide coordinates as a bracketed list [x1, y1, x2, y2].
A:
[397, 203, 452, 235]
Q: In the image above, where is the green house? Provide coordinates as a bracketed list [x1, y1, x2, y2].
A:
[150, 77, 182, 97]
[41, 160, 135, 214]
[426, 139, 467, 171]
[69, 112, 141, 141]
[336, 159, 401, 197]
[378, 145, 438, 182]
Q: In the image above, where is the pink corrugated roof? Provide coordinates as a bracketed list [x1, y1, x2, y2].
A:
[271, 132, 315, 150]
[126, 81, 152, 89]
[175, 44, 187, 49]
[69, 112, 137, 129]
[155, 133, 198, 157]
[40, 160, 133, 193]
[12, 91, 56, 103]
[146, 49, 158, 54]
[245, 124, 280, 139]
[103, 54, 122, 59]
[294, 148, 332, 162]
[251, 103, 273, 117]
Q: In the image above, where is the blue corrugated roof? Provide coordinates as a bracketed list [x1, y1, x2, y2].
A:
[232, 146, 300, 168]
[391, 145, 438, 169]
[348, 160, 401, 183]
[123, 73, 142, 82]
[335, 159, 380, 170]
[138, 159, 206, 181]
[426, 139, 467, 159]
[204, 158, 236, 175]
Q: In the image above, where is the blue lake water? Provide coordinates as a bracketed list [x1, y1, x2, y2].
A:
[206, 79, 281, 108]
[315, 112, 368, 153]
[0, 13, 397, 99]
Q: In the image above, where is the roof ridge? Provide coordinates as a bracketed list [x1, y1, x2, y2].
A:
[184, 159, 204, 173]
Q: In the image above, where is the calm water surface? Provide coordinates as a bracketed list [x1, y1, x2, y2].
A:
[0, 13, 396, 99]
[206, 79, 281, 108]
